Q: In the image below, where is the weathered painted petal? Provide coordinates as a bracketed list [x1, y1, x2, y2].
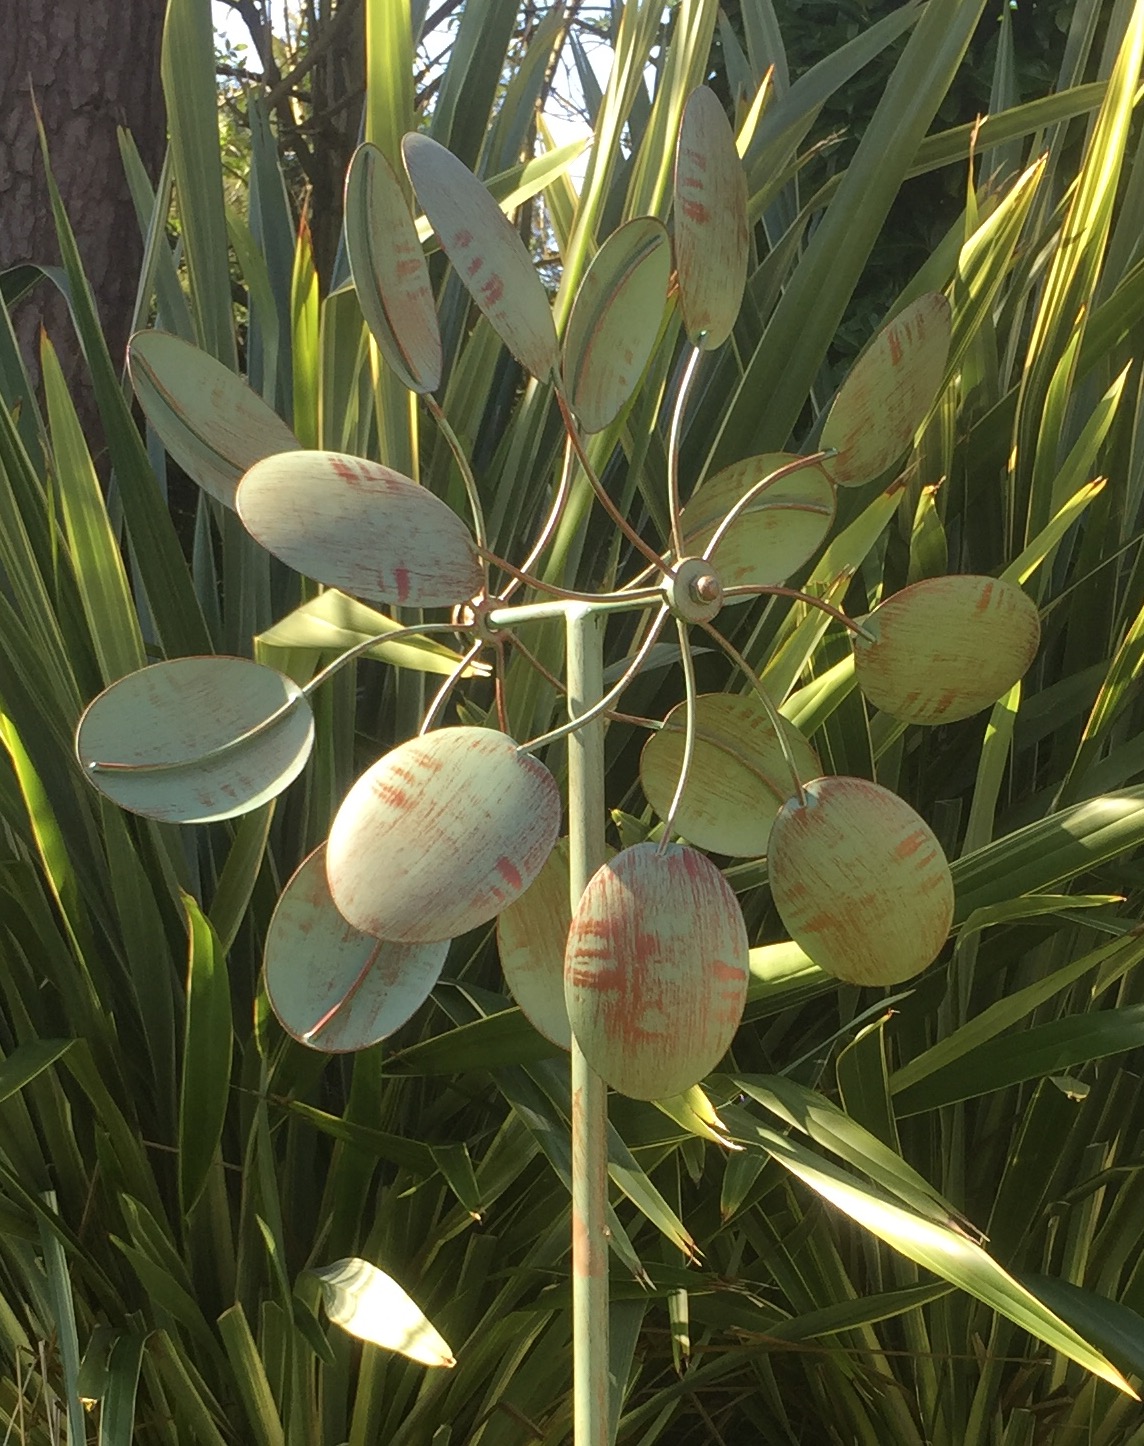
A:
[767, 777, 954, 986]
[854, 574, 1041, 725]
[497, 839, 573, 1049]
[313, 1258, 455, 1367]
[673, 87, 749, 350]
[640, 694, 819, 856]
[402, 132, 559, 382]
[327, 727, 561, 943]
[345, 142, 442, 394]
[821, 293, 951, 487]
[128, 331, 301, 509]
[678, 453, 836, 597]
[236, 450, 482, 608]
[565, 842, 749, 1100]
[264, 846, 447, 1052]
[76, 656, 313, 824]
[562, 217, 671, 434]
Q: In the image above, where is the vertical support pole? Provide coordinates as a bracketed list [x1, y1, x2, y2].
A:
[565, 602, 610, 1446]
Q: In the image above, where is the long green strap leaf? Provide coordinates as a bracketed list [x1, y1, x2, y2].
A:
[33, 143, 210, 656]
[894, 1000, 1144, 1116]
[725, 1105, 1134, 1395]
[162, 0, 237, 366]
[712, 0, 988, 467]
[892, 927, 1144, 1097]
[178, 894, 233, 1217]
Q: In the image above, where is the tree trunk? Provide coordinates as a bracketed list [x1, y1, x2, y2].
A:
[0, 0, 167, 455]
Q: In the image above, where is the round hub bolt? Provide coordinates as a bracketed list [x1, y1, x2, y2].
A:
[664, 557, 724, 623]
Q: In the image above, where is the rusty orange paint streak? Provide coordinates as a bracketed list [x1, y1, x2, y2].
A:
[372, 781, 409, 810]
[496, 855, 522, 890]
[682, 200, 709, 224]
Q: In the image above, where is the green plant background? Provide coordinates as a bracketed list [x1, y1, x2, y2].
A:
[4, 0, 1144, 1442]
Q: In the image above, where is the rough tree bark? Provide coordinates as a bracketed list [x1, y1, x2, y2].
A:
[0, 0, 167, 453]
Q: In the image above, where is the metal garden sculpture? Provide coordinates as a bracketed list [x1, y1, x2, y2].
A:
[77, 88, 1045, 1443]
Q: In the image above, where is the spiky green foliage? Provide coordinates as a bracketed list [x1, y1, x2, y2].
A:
[4, 1, 1144, 1442]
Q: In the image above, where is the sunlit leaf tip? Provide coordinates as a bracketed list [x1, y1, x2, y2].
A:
[312, 1258, 456, 1367]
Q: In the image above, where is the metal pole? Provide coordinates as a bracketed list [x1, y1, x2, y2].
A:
[565, 601, 610, 1446]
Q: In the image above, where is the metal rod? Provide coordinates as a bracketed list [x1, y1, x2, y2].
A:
[487, 591, 662, 629]
[667, 343, 704, 558]
[518, 606, 669, 754]
[565, 601, 610, 1446]
[658, 617, 697, 850]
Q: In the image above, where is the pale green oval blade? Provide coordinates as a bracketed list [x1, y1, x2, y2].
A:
[854, 574, 1041, 724]
[128, 330, 301, 509]
[313, 1258, 456, 1367]
[402, 132, 559, 383]
[565, 842, 749, 1100]
[821, 292, 951, 487]
[640, 694, 819, 856]
[496, 838, 618, 1050]
[344, 142, 442, 394]
[679, 453, 836, 597]
[327, 727, 561, 943]
[264, 845, 447, 1052]
[673, 86, 748, 350]
[767, 777, 954, 986]
[562, 217, 671, 434]
[236, 450, 482, 608]
[497, 838, 573, 1050]
[76, 656, 314, 824]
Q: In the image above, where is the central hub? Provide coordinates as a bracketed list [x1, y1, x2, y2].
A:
[664, 557, 724, 623]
